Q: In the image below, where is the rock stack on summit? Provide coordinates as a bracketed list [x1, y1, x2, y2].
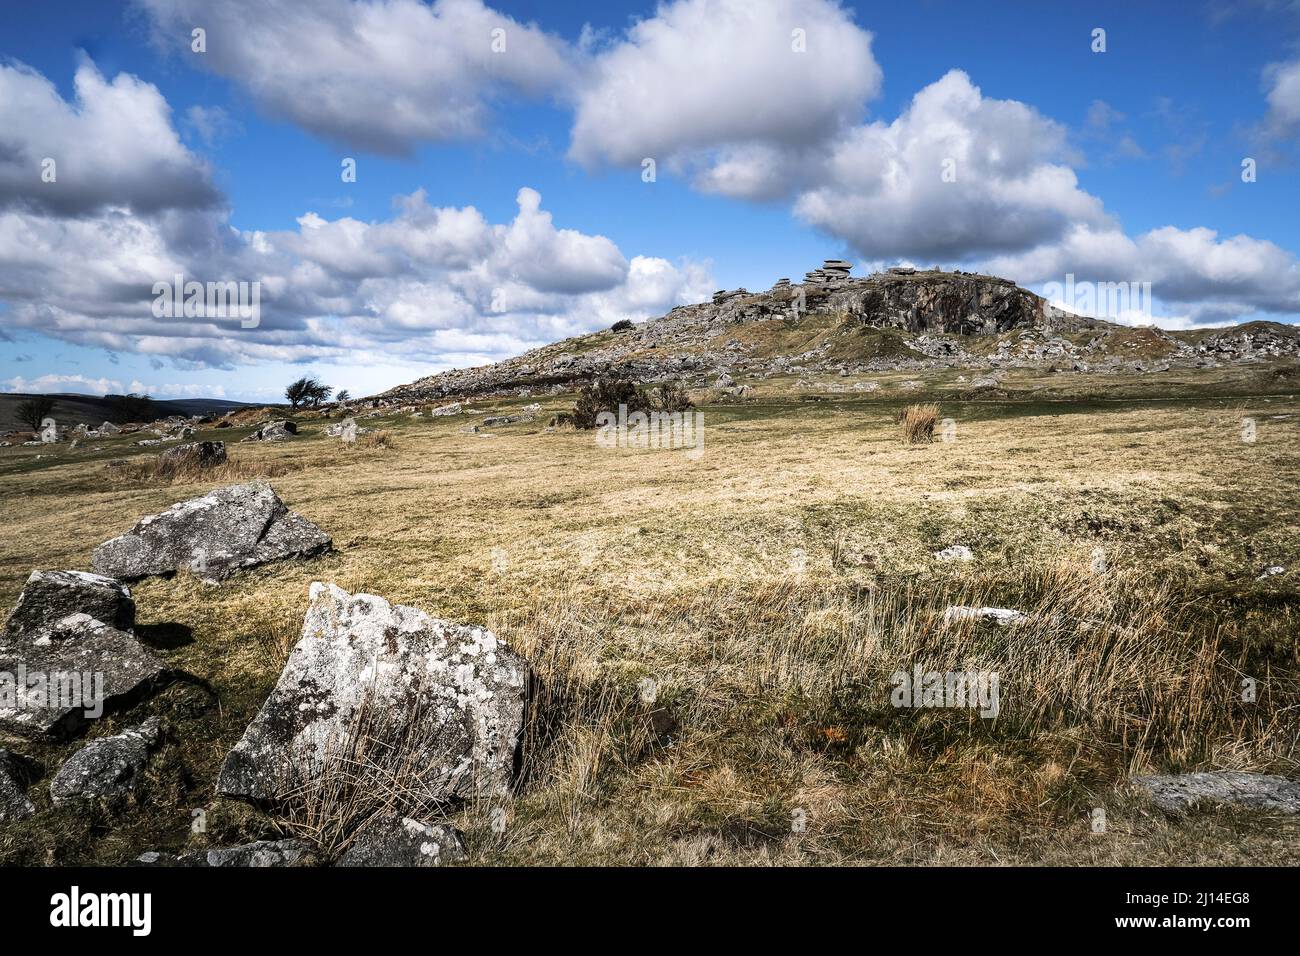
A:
[804, 258, 853, 284]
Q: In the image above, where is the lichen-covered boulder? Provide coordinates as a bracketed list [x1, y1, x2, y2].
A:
[2, 570, 134, 640]
[0, 749, 36, 822]
[159, 441, 227, 469]
[0, 614, 172, 739]
[1132, 771, 1300, 814]
[91, 482, 331, 583]
[49, 717, 162, 804]
[336, 816, 467, 867]
[241, 420, 297, 442]
[217, 583, 530, 804]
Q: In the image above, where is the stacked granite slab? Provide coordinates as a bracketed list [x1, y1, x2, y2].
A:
[804, 259, 853, 284]
[711, 288, 749, 304]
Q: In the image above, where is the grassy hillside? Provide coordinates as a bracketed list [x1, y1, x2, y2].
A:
[0, 367, 1296, 866]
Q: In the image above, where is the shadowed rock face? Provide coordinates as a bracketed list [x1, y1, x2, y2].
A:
[0, 749, 36, 821]
[241, 420, 297, 442]
[2, 570, 135, 640]
[829, 273, 1044, 335]
[91, 482, 331, 584]
[159, 440, 227, 468]
[217, 583, 530, 805]
[0, 613, 172, 739]
[1132, 771, 1300, 814]
[49, 717, 162, 804]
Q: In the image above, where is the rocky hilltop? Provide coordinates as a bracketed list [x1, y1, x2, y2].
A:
[380, 262, 1300, 403]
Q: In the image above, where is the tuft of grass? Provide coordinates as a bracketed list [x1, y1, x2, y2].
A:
[353, 429, 394, 449]
[268, 695, 465, 859]
[899, 403, 939, 444]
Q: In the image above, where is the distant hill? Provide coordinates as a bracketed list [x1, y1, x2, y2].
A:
[380, 265, 1300, 403]
[0, 392, 256, 433]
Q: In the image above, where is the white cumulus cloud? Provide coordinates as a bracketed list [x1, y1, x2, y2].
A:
[134, 0, 578, 154]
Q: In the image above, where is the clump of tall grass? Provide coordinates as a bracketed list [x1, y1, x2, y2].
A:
[271, 695, 465, 859]
[899, 403, 939, 444]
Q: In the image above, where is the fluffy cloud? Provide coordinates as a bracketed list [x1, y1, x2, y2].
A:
[0, 54, 709, 375]
[984, 223, 1300, 323]
[0, 187, 710, 371]
[134, 0, 576, 154]
[568, 0, 881, 199]
[1262, 58, 1300, 135]
[794, 71, 1108, 260]
[3, 374, 128, 396]
[0, 59, 219, 216]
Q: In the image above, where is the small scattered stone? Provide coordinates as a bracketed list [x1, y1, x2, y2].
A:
[49, 717, 162, 804]
[136, 839, 313, 868]
[481, 414, 534, 426]
[336, 816, 467, 867]
[943, 606, 1024, 626]
[933, 545, 974, 562]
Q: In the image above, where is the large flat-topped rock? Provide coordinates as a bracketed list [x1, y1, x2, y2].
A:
[3, 570, 134, 640]
[217, 583, 530, 804]
[0, 614, 172, 739]
[92, 482, 331, 583]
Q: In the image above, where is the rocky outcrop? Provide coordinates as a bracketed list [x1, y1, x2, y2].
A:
[1132, 771, 1300, 814]
[49, 717, 162, 804]
[217, 583, 530, 804]
[2, 570, 135, 640]
[375, 267, 1103, 405]
[336, 816, 467, 867]
[91, 482, 331, 583]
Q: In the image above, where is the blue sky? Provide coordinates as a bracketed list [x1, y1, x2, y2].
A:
[2, 0, 1298, 402]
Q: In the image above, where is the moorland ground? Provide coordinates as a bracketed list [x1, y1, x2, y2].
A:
[1, 366, 1298, 865]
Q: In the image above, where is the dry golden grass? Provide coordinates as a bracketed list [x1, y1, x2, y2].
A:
[899, 402, 939, 443]
[109, 450, 305, 486]
[352, 428, 394, 449]
[1, 391, 1298, 865]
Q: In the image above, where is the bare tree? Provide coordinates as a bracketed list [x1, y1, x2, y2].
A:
[14, 396, 55, 431]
